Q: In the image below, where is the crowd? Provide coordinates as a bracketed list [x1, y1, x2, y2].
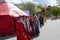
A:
[15, 13, 44, 40]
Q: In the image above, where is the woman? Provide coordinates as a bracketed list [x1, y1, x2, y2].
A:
[30, 16, 35, 38]
[16, 17, 29, 40]
[33, 15, 40, 36]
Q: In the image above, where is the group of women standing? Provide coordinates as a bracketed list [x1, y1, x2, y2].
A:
[15, 14, 44, 40]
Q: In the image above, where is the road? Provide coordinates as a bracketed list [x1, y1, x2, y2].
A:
[0, 19, 60, 40]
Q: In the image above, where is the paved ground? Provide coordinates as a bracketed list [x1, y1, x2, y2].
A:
[0, 19, 60, 40]
[33, 19, 60, 40]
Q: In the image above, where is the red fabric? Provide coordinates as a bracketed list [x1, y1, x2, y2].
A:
[0, 15, 15, 36]
[16, 21, 29, 40]
[27, 26, 32, 39]
[26, 31, 31, 40]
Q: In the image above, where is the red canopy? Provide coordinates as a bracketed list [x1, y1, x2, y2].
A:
[0, 2, 29, 17]
[0, 2, 29, 36]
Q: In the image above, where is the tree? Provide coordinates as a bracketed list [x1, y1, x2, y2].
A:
[49, 6, 60, 16]
[19, 2, 41, 16]
[34, 6, 40, 14]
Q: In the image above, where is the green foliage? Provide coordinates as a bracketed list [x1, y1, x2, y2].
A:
[34, 6, 40, 14]
[19, 2, 42, 16]
[49, 6, 60, 16]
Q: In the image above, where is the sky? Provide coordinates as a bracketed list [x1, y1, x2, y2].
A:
[6, 0, 58, 6]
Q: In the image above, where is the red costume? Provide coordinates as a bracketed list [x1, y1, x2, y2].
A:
[16, 21, 29, 40]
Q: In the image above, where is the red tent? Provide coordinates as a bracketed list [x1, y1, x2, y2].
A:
[0, 2, 28, 36]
